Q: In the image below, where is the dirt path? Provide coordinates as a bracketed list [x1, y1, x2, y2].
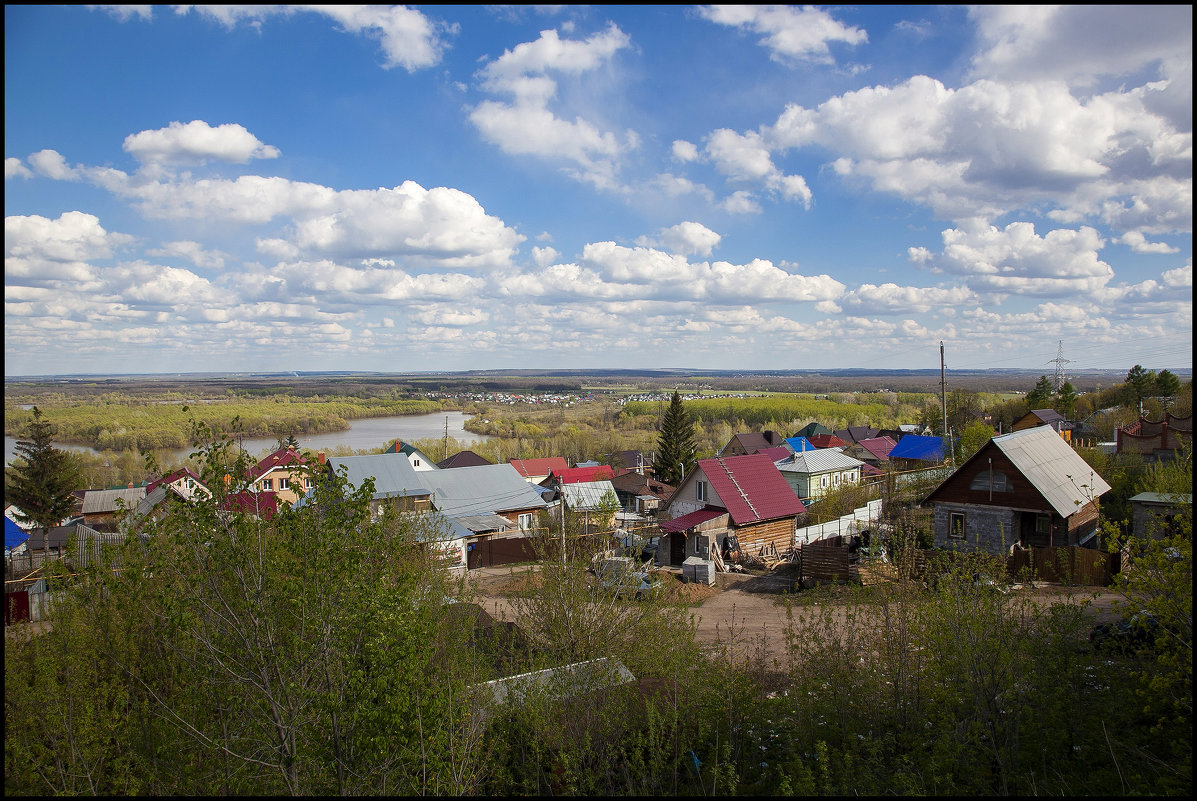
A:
[467, 565, 1126, 666]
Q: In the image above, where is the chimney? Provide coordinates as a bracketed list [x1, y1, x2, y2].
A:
[318, 451, 326, 465]
[128, 481, 134, 489]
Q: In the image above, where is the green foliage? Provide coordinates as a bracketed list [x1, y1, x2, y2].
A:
[1125, 364, 1156, 408]
[1027, 375, 1054, 409]
[1056, 381, 1078, 417]
[655, 391, 697, 486]
[4, 406, 82, 546]
[957, 419, 996, 462]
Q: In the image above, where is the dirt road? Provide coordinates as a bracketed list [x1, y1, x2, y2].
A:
[466, 565, 1125, 666]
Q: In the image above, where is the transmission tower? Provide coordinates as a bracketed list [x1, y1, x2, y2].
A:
[1046, 340, 1072, 391]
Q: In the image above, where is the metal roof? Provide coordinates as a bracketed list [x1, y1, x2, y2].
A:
[420, 463, 549, 518]
[82, 487, 147, 514]
[991, 426, 1113, 517]
[560, 480, 618, 510]
[328, 453, 429, 500]
[889, 435, 945, 461]
[698, 453, 806, 524]
[777, 449, 865, 474]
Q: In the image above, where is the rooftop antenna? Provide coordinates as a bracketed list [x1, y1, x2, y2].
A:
[1047, 340, 1072, 392]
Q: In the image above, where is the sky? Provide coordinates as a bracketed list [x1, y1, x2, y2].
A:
[4, 5, 1192, 378]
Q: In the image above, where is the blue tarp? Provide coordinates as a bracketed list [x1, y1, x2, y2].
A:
[5, 515, 29, 551]
[888, 435, 945, 462]
[784, 436, 815, 452]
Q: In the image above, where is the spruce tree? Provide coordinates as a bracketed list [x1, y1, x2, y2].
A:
[5, 406, 81, 555]
[655, 390, 696, 486]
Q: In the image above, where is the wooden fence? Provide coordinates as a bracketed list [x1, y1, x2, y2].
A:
[798, 536, 858, 584]
[906, 546, 1119, 587]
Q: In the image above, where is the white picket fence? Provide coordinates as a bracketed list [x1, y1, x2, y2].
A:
[795, 499, 883, 547]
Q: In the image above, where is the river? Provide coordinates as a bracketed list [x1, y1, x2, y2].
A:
[4, 411, 492, 467]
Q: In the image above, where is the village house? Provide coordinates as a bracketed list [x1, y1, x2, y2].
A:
[383, 439, 440, 471]
[775, 449, 866, 502]
[81, 486, 147, 531]
[923, 425, 1112, 555]
[1012, 408, 1073, 442]
[145, 467, 210, 502]
[437, 450, 494, 469]
[246, 446, 310, 506]
[659, 453, 807, 566]
[508, 456, 569, 485]
[718, 430, 786, 457]
[323, 452, 432, 520]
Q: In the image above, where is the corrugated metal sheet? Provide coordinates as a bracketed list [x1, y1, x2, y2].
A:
[993, 426, 1113, 517]
[889, 435, 944, 461]
[699, 454, 806, 525]
[561, 480, 618, 510]
[422, 463, 549, 517]
[778, 449, 865, 474]
[328, 453, 428, 500]
[82, 487, 147, 514]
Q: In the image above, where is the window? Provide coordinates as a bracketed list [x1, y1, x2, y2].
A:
[970, 470, 1010, 492]
[413, 459, 420, 467]
[304, 478, 313, 489]
[833, 473, 841, 485]
[1035, 514, 1051, 535]
[261, 478, 273, 491]
[949, 512, 966, 540]
[696, 481, 707, 502]
[821, 475, 829, 488]
[279, 478, 290, 490]
[518, 512, 533, 530]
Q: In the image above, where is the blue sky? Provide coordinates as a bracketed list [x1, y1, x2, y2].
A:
[4, 5, 1192, 377]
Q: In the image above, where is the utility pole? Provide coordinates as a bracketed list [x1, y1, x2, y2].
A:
[939, 341, 948, 438]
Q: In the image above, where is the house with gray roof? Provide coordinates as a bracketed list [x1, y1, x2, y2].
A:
[317, 452, 432, 520]
[923, 425, 1112, 555]
[775, 449, 866, 502]
[419, 463, 550, 533]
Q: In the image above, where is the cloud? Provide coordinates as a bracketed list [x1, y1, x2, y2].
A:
[148, 240, 229, 270]
[167, 5, 454, 72]
[5, 158, 33, 180]
[967, 5, 1193, 88]
[5, 211, 133, 285]
[699, 5, 867, 65]
[1117, 231, 1180, 254]
[123, 120, 281, 165]
[638, 221, 722, 257]
[468, 25, 635, 188]
[839, 282, 979, 314]
[27, 149, 78, 180]
[721, 191, 761, 214]
[923, 220, 1116, 298]
[672, 140, 700, 162]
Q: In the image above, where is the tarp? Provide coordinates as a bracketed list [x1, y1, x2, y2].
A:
[5, 515, 28, 551]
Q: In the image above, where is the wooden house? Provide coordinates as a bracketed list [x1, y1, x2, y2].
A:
[718, 430, 786, 457]
[659, 454, 806, 566]
[81, 487, 147, 531]
[1012, 408, 1073, 443]
[923, 425, 1112, 555]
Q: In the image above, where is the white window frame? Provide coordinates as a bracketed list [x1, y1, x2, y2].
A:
[279, 477, 290, 490]
[261, 478, 273, 491]
[518, 512, 533, 530]
[696, 481, 707, 502]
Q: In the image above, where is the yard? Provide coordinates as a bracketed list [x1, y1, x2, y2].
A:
[464, 562, 1125, 666]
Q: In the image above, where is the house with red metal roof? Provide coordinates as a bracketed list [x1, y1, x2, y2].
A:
[541, 465, 615, 486]
[246, 446, 310, 506]
[659, 453, 807, 567]
[507, 457, 569, 484]
[146, 467, 210, 502]
[808, 433, 848, 449]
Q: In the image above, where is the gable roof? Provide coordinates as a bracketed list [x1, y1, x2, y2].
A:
[723, 431, 786, 454]
[608, 450, 648, 470]
[888, 435, 944, 462]
[808, 434, 847, 448]
[609, 471, 674, 499]
[777, 449, 866, 474]
[82, 487, 147, 515]
[549, 465, 616, 485]
[834, 426, 880, 444]
[660, 506, 727, 533]
[927, 425, 1111, 518]
[560, 480, 618, 511]
[1022, 408, 1073, 432]
[757, 446, 792, 463]
[508, 457, 569, 479]
[437, 450, 494, 469]
[420, 463, 549, 518]
[327, 453, 430, 501]
[784, 436, 816, 453]
[146, 467, 206, 494]
[794, 422, 833, 439]
[246, 447, 306, 482]
[857, 435, 898, 460]
[697, 453, 806, 525]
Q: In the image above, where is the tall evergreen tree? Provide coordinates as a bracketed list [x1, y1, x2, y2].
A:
[1026, 375, 1054, 409]
[655, 391, 696, 486]
[4, 406, 81, 555]
[1125, 364, 1157, 409]
[1155, 369, 1182, 400]
[1055, 381, 1078, 417]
